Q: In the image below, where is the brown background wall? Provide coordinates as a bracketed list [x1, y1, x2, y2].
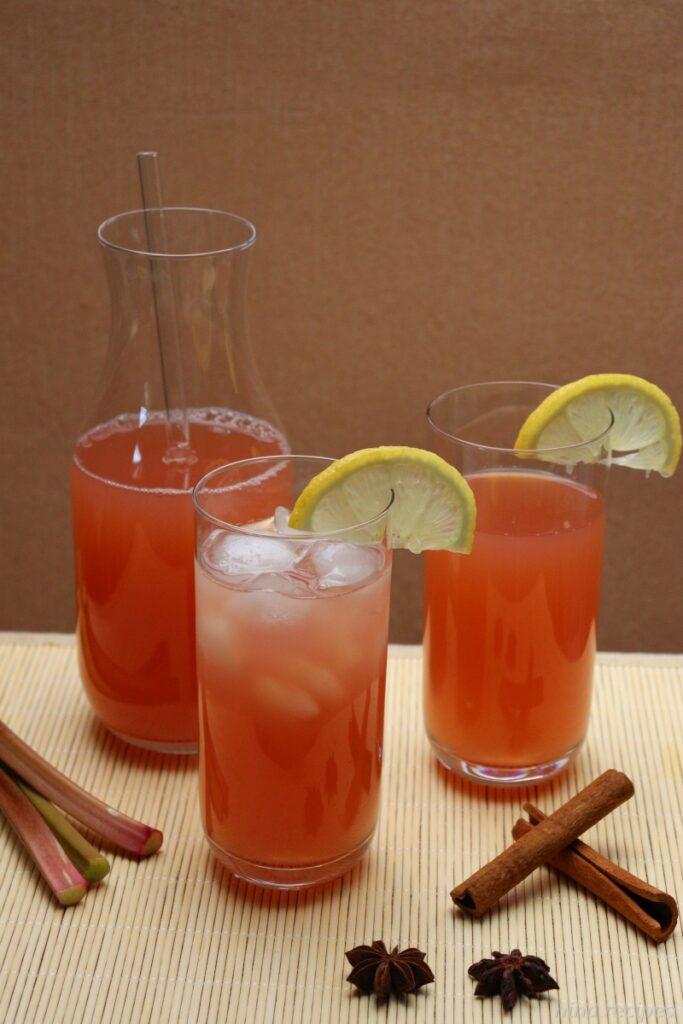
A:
[1, 0, 681, 650]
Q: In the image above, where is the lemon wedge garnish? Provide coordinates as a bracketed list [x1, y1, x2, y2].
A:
[289, 446, 476, 553]
[514, 374, 681, 475]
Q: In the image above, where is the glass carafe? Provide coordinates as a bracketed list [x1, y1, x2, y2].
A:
[71, 208, 288, 753]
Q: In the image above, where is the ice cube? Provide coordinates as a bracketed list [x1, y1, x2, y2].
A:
[194, 570, 242, 672]
[241, 571, 312, 598]
[203, 530, 300, 578]
[229, 582, 315, 629]
[252, 674, 320, 720]
[195, 607, 241, 673]
[288, 658, 346, 706]
[248, 515, 276, 532]
[274, 506, 311, 536]
[308, 541, 382, 589]
[274, 506, 292, 533]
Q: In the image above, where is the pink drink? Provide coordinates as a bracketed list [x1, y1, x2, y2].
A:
[424, 471, 606, 775]
[195, 520, 392, 888]
[425, 380, 612, 784]
[72, 409, 288, 751]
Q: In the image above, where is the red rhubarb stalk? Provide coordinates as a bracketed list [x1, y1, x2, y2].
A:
[0, 765, 87, 906]
[11, 771, 111, 883]
[0, 721, 162, 857]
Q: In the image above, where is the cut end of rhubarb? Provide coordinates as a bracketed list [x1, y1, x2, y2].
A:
[57, 882, 88, 907]
[0, 721, 164, 858]
[141, 829, 163, 857]
[84, 855, 111, 884]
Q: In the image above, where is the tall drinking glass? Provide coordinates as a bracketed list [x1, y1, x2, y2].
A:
[424, 382, 612, 785]
[193, 455, 393, 888]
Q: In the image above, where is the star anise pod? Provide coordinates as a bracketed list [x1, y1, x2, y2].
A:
[468, 949, 559, 1011]
[345, 940, 435, 999]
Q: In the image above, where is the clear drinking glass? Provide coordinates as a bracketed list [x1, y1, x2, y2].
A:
[193, 455, 393, 888]
[72, 209, 287, 754]
[424, 382, 612, 785]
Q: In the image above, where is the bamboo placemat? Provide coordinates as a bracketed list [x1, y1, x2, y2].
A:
[0, 635, 681, 1024]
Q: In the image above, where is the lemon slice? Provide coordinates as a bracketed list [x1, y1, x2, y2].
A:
[289, 446, 476, 553]
[514, 374, 681, 475]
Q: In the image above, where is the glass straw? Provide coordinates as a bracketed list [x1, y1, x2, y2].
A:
[136, 151, 193, 461]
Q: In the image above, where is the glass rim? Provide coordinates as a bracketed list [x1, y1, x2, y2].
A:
[426, 379, 615, 456]
[192, 454, 395, 541]
[97, 207, 257, 259]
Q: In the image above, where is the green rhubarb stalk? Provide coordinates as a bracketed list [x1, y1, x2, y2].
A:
[0, 764, 87, 906]
[0, 720, 163, 857]
[10, 770, 110, 883]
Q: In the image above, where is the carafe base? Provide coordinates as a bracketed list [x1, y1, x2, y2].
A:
[110, 728, 198, 755]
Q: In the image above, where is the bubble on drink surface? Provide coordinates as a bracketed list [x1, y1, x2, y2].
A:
[307, 541, 384, 589]
[203, 530, 300, 578]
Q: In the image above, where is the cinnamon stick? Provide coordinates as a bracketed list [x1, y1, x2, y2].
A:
[450, 770, 634, 916]
[512, 805, 678, 943]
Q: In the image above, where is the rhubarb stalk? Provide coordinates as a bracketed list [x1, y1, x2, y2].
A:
[10, 770, 111, 883]
[0, 765, 87, 906]
[0, 721, 162, 857]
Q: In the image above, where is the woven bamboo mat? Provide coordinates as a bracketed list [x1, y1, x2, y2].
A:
[0, 635, 681, 1024]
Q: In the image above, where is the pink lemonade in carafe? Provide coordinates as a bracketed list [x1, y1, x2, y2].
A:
[72, 408, 289, 751]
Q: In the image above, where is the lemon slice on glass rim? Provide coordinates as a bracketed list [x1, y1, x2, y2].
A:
[289, 446, 476, 553]
[514, 373, 681, 476]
